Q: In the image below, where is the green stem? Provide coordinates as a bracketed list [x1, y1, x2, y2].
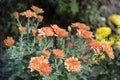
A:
[20, 33, 23, 42]
[32, 37, 36, 46]
[17, 18, 22, 26]
[55, 59, 63, 76]
[43, 75, 51, 80]
[35, 21, 40, 29]
[24, 18, 30, 40]
[20, 33, 24, 51]
[67, 72, 71, 80]
[55, 59, 59, 72]
[60, 38, 65, 49]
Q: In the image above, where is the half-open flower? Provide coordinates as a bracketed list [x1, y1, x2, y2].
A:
[51, 24, 69, 37]
[38, 27, 54, 36]
[20, 10, 37, 18]
[71, 22, 90, 30]
[52, 49, 65, 58]
[4, 36, 15, 47]
[31, 5, 44, 14]
[77, 29, 93, 39]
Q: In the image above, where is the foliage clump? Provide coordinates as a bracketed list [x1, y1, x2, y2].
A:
[2, 5, 115, 80]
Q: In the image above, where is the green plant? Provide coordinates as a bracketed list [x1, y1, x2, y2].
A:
[2, 5, 115, 80]
[56, 0, 107, 24]
[56, 0, 79, 16]
[92, 14, 120, 80]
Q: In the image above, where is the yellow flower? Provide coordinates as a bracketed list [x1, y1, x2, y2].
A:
[117, 28, 120, 34]
[108, 14, 120, 27]
[107, 40, 115, 46]
[92, 53, 105, 62]
[115, 41, 120, 50]
[95, 34, 105, 41]
[96, 27, 111, 38]
[109, 35, 119, 42]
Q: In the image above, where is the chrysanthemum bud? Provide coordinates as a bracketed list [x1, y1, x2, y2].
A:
[37, 15, 44, 22]
[13, 11, 19, 19]
[36, 36, 42, 42]
[67, 41, 73, 48]
[68, 26, 72, 32]
[19, 26, 26, 32]
[32, 29, 38, 36]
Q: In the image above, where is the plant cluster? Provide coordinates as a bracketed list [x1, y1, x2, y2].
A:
[91, 14, 120, 80]
[0, 0, 107, 36]
[2, 6, 115, 80]
[95, 14, 120, 49]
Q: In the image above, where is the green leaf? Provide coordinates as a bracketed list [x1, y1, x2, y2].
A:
[80, 75, 87, 80]
[93, 66, 105, 76]
[57, 1, 68, 13]
[108, 64, 117, 71]
[49, 74, 59, 80]
[68, 74, 78, 80]
[69, 2, 79, 15]
[99, 75, 108, 80]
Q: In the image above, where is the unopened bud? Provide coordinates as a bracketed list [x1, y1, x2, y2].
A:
[37, 15, 43, 22]
[67, 41, 73, 48]
[13, 11, 19, 19]
[36, 36, 42, 42]
[32, 29, 38, 36]
[68, 26, 72, 32]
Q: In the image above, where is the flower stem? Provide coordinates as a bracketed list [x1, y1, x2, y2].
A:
[17, 18, 22, 26]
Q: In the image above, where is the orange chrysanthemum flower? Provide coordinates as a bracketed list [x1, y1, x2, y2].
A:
[38, 27, 54, 36]
[28, 55, 48, 72]
[51, 24, 69, 37]
[88, 39, 102, 52]
[31, 5, 44, 14]
[13, 11, 19, 18]
[20, 10, 37, 18]
[102, 42, 114, 59]
[52, 49, 65, 58]
[43, 50, 51, 57]
[71, 22, 90, 30]
[19, 26, 26, 32]
[65, 57, 81, 72]
[4, 36, 15, 47]
[76, 29, 93, 39]
[38, 63, 53, 75]
[28, 55, 52, 75]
